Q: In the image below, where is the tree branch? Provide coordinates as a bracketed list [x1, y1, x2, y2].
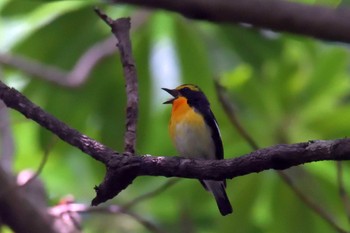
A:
[0, 37, 116, 88]
[278, 171, 348, 233]
[49, 203, 167, 233]
[122, 178, 179, 210]
[214, 81, 259, 150]
[0, 80, 115, 164]
[1, 80, 350, 194]
[91, 8, 140, 206]
[133, 140, 350, 179]
[336, 162, 350, 225]
[215, 81, 348, 232]
[116, 0, 350, 43]
[94, 11, 139, 155]
[0, 10, 150, 88]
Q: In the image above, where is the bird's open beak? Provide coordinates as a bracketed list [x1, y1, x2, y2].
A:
[162, 88, 179, 104]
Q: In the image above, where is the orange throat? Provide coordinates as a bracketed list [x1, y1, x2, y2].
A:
[169, 97, 189, 140]
[171, 96, 189, 116]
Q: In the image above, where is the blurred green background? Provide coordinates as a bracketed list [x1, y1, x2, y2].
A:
[1, 0, 350, 232]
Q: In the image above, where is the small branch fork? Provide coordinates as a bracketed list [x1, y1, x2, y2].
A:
[1, 79, 350, 203]
[92, 8, 139, 205]
[215, 83, 350, 233]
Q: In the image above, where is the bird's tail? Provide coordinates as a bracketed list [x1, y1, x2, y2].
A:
[203, 180, 233, 216]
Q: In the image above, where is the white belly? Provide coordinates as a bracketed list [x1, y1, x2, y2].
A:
[173, 121, 215, 159]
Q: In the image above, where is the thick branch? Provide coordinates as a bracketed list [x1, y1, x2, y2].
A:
[1, 80, 350, 204]
[0, 80, 115, 164]
[116, 0, 350, 43]
[120, 140, 349, 179]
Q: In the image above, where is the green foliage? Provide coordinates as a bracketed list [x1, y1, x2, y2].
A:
[1, 1, 350, 233]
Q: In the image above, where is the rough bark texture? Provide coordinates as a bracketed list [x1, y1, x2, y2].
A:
[92, 10, 140, 205]
[0, 81, 115, 164]
[117, 0, 350, 43]
[1, 79, 350, 205]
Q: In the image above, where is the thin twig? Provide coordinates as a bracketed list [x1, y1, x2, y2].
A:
[93, 8, 114, 25]
[122, 178, 179, 210]
[0, 38, 116, 88]
[49, 203, 167, 233]
[214, 82, 348, 233]
[0, 136, 55, 210]
[336, 161, 350, 226]
[278, 171, 347, 233]
[214, 82, 259, 150]
[0, 10, 150, 88]
[20, 136, 57, 188]
[93, 205, 167, 233]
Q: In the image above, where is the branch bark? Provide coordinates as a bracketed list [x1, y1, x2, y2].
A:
[1, 80, 350, 204]
[215, 81, 348, 233]
[92, 8, 139, 206]
[108, 16, 139, 155]
[0, 80, 115, 164]
[116, 0, 350, 43]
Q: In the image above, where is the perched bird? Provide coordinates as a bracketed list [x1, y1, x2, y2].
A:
[162, 84, 232, 216]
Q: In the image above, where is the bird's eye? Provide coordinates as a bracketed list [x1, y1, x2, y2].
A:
[179, 87, 191, 95]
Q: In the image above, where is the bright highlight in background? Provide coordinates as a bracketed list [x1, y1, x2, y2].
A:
[150, 37, 180, 110]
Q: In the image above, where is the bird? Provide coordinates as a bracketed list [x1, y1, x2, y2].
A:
[162, 84, 232, 216]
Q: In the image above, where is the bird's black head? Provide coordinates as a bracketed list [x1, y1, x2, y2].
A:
[162, 84, 209, 107]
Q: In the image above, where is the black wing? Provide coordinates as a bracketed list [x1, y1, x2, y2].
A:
[196, 104, 224, 160]
[186, 90, 224, 160]
[205, 109, 224, 160]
